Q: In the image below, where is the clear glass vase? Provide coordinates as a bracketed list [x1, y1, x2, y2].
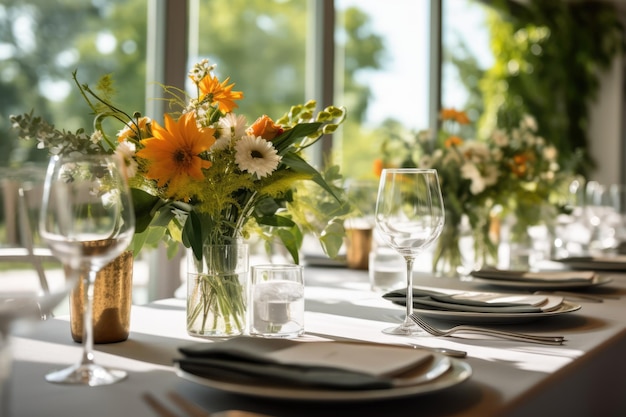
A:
[186, 243, 249, 337]
[432, 213, 497, 277]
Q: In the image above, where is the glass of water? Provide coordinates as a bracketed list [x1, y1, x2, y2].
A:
[249, 264, 304, 338]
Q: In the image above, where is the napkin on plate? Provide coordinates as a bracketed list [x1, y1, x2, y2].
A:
[177, 337, 438, 390]
[470, 268, 596, 283]
[383, 288, 544, 313]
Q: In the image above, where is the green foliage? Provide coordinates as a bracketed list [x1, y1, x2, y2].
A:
[10, 110, 105, 155]
[479, 0, 625, 178]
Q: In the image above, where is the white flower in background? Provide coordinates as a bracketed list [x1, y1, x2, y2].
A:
[521, 114, 538, 131]
[544, 145, 557, 160]
[115, 141, 138, 178]
[90, 130, 104, 144]
[418, 154, 433, 168]
[482, 164, 499, 187]
[213, 113, 247, 151]
[188, 58, 216, 83]
[234, 135, 281, 178]
[463, 141, 490, 163]
[549, 161, 560, 172]
[491, 129, 509, 147]
[460, 162, 487, 194]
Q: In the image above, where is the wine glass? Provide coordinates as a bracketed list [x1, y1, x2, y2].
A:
[39, 154, 135, 386]
[374, 168, 445, 335]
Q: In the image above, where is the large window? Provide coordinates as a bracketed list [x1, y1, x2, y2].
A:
[1, 0, 442, 181]
[441, 0, 492, 122]
[189, 0, 308, 124]
[0, 0, 148, 167]
[335, 0, 431, 179]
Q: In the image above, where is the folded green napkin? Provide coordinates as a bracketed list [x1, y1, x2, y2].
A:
[177, 337, 435, 390]
[383, 288, 542, 313]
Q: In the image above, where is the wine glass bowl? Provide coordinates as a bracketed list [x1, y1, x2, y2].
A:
[374, 168, 445, 335]
[39, 154, 135, 386]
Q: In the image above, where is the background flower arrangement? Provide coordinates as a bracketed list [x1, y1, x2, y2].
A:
[375, 108, 574, 274]
[11, 59, 349, 264]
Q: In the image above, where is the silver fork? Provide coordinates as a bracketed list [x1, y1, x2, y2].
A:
[409, 313, 565, 345]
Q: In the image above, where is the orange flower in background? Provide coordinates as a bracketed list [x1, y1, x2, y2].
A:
[510, 152, 534, 178]
[137, 112, 216, 199]
[373, 158, 384, 177]
[454, 110, 470, 125]
[444, 135, 463, 148]
[198, 75, 243, 113]
[440, 108, 470, 125]
[247, 115, 284, 140]
[117, 116, 152, 142]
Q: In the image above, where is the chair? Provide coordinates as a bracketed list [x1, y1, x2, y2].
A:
[0, 167, 56, 294]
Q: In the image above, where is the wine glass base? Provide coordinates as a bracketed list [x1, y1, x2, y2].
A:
[382, 321, 426, 336]
[45, 363, 127, 386]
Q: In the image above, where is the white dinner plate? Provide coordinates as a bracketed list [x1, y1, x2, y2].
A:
[175, 358, 471, 401]
[414, 300, 581, 324]
[473, 274, 612, 290]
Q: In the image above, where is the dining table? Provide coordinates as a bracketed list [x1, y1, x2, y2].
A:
[7, 262, 626, 417]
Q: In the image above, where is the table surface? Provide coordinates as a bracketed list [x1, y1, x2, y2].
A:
[8, 266, 626, 417]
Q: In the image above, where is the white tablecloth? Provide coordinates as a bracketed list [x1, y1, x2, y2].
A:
[8, 267, 626, 417]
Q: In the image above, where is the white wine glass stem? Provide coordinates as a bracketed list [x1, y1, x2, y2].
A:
[79, 269, 97, 367]
[402, 255, 415, 330]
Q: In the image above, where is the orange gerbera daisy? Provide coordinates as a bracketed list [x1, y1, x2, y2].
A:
[444, 135, 463, 147]
[198, 75, 244, 113]
[137, 112, 216, 199]
[439, 108, 470, 125]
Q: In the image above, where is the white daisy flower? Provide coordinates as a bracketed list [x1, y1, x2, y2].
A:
[234, 135, 281, 178]
[491, 129, 508, 147]
[115, 141, 138, 179]
[460, 162, 486, 195]
[213, 113, 248, 151]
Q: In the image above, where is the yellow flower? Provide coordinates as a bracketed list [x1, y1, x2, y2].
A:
[137, 112, 216, 199]
[198, 75, 243, 113]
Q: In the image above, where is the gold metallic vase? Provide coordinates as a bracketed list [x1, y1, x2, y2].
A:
[70, 251, 133, 344]
[345, 228, 373, 270]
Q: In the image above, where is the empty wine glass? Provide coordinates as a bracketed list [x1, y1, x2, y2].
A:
[39, 154, 135, 386]
[375, 168, 445, 335]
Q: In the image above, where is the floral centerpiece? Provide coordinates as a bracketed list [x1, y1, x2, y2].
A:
[375, 108, 573, 275]
[11, 59, 348, 336]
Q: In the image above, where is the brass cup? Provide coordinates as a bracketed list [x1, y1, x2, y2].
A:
[70, 250, 133, 344]
[345, 228, 373, 270]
